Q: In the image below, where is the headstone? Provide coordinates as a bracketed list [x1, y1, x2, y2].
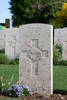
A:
[19, 24, 53, 96]
[54, 28, 63, 45]
[5, 28, 20, 59]
[0, 30, 5, 49]
[62, 28, 67, 60]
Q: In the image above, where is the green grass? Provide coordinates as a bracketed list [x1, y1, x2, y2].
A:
[0, 64, 67, 91]
[54, 65, 67, 92]
[0, 64, 67, 99]
[0, 98, 18, 100]
[0, 64, 19, 83]
[0, 64, 19, 100]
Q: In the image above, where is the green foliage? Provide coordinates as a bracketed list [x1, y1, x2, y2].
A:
[0, 76, 12, 94]
[0, 51, 19, 65]
[53, 44, 62, 65]
[5, 19, 10, 28]
[9, 0, 37, 26]
[0, 76, 2, 93]
[9, 58, 19, 65]
[9, 0, 63, 26]
[0, 54, 9, 64]
[53, 45, 67, 65]
[49, 21, 64, 29]
[22, 88, 30, 96]
[53, 48, 59, 65]
[57, 60, 67, 66]
[56, 3, 67, 27]
[0, 49, 5, 54]
[61, 60, 67, 65]
[0, 64, 18, 84]
[55, 44, 62, 55]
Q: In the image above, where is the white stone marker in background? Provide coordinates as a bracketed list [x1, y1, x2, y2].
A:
[0, 30, 5, 49]
[62, 28, 67, 60]
[19, 24, 53, 96]
[5, 28, 20, 59]
[54, 28, 63, 45]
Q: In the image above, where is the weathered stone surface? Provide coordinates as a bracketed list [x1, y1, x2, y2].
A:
[19, 24, 53, 96]
[0, 30, 5, 49]
[62, 28, 67, 60]
[54, 28, 67, 60]
[5, 28, 20, 59]
[54, 28, 63, 45]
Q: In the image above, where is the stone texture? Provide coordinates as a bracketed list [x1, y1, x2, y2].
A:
[0, 30, 5, 49]
[62, 28, 67, 60]
[54, 28, 63, 45]
[5, 28, 20, 59]
[19, 24, 53, 96]
[54, 28, 67, 60]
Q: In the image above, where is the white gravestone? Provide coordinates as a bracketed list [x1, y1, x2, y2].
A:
[54, 28, 63, 45]
[19, 24, 53, 96]
[5, 28, 20, 59]
[0, 30, 5, 49]
[62, 28, 67, 60]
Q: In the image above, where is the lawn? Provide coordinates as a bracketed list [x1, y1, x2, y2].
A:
[0, 64, 19, 83]
[0, 64, 67, 99]
[0, 64, 19, 100]
[0, 64, 67, 91]
[0, 97, 18, 100]
[54, 65, 67, 92]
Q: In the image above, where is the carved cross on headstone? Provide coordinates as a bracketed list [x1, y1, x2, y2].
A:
[22, 39, 48, 76]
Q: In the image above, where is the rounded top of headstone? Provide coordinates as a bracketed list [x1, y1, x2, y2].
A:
[20, 23, 52, 28]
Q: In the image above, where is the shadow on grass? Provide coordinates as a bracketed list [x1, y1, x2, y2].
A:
[54, 89, 67, 95]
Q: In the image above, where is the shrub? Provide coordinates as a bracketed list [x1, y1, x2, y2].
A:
[56, 3, 67, 27]
[0, 53, 9, 64]
[5, 19, 10, 28]
[6, 84, 23, 97]
[22, 88, 30, 96]
[9, 58, 19, 65]
[0, 49, 5, 54]
[6, 84, 31, 97]
[58, 60, 67, 66]
[0, 76, 31, 97]
[0, 54, 19, 65]
[0, 76, 12, 94]
[22, 85, 31, 96]
[53, 48, 59, 65]
[55, 44, 62, 55]
[53, 44, 62, 65]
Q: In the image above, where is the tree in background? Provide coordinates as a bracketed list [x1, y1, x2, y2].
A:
[5, 19, 10, 28]
[56, 3, 67, 27]
[9, 0, 37, 26]
[9, 0, 65, 27]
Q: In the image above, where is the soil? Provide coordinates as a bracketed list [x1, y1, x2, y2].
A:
[0, 93, 67, 100]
